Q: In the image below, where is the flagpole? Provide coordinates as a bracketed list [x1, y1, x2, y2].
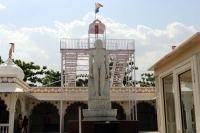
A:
[95, 3, 96, 20]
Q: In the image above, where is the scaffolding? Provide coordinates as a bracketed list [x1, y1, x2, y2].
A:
[59, 19, 137, 132]
[60, 38, 135, 87]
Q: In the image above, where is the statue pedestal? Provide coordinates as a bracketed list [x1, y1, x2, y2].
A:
[82, 79, 117, 121]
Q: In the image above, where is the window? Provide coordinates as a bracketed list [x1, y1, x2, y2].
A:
[163, 74, 176, 133]
[178, 70, 196, 132]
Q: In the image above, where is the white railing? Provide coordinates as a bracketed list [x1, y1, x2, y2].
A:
[0, 124, 9, 133]
[60, 38, 135, 51]
[60, 38, 89, 49]
[106, 39, 135, 50]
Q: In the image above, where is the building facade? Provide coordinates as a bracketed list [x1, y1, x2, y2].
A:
[149, 32, 200, 133]
[0, 46, 157, 133]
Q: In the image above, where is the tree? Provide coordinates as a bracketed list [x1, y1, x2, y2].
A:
[13, 59, 48, 86]
[122, 61, 138, 87]
[138, 73, 155, 87]
[76, 78, 88, 87]
[42, 70, 61, 87]
[0, 56, 3, 64]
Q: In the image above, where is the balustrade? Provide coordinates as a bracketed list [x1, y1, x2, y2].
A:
[0, 124, 9, 133]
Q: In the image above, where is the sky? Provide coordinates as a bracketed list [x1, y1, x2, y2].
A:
[0, 0, 200, 81]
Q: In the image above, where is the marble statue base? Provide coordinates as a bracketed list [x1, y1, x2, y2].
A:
[83, 95, 117, 121]
[83, 76, 117, 121]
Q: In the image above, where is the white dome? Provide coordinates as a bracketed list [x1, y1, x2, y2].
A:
[0, 58, 25, 80]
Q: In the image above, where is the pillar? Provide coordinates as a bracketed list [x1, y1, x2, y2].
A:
[8, 95, 17, 133]
[59, 101, 66, 132]
[185, 107, 193, 132]
[123, 102, 131, 120]
[8, 109, 15, 133]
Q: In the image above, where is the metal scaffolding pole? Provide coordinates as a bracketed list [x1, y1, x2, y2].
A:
[133, 52, 137, 120]
[60, 53, 63, 133]
[127, 57, 131, 120]
[131, 54, 134, 120]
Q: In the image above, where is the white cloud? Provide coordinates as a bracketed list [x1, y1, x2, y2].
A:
[0, 4, 6, 10]
[0, 12, 197, 81]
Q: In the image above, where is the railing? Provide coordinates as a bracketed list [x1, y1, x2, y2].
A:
[60, 38, 135, 51]
[0, 124, 9, 133]
[106, 39, 135, 50]
[60, 38, 89, 49]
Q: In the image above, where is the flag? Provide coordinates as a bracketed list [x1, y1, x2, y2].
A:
[9, 43, 15, 53]
[95, 3, 103, 13]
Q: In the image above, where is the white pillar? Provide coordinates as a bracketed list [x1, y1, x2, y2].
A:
[8, 94, 17, 133]
[123, 102, 131, 120]
[185, 108, 193, 132]
[62, 111, 65, 132]
[59, 101, 65, 133]
[8, 109, 15, 133]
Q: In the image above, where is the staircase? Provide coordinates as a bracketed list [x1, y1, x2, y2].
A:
[63, 52, 77, 87]
[110, 54, 129, 87]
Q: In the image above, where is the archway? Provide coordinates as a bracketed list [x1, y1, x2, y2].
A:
[0, 97, 9, 133]
[30, 102, 59, 132]
[111, 102, 126, 120]
[0, 98, 9, 123]
[64, 102, 88, 132]
[14, 99, 21, 133]
[133, 102, 158, 131]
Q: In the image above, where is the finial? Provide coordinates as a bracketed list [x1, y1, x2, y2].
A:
[8, 43, 15, 58]
[93, 19, 101, 23]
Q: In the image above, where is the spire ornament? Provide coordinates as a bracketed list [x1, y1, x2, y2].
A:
[8, 43, 15, 58]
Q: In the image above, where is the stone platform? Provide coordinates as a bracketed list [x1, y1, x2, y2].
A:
[83, 78, 117, 121]
[83, 95, 117, 121]
[68, 120, 139, 133]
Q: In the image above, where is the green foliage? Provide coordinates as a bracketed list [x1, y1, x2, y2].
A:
[13, 59, 48, 86]
[0, 56, 4, 64]
[138, 73, 155, 87]
[76, 78, 88, 87]
[42, 70, 61, 87]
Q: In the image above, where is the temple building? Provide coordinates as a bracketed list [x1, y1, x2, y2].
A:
[149, 32, 200, 133]
[0, 20, 157, 133]
[1, 20, 199, 133]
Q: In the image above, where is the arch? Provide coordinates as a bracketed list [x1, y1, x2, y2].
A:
[111, 102, 126, 120]
[0, 98, 9, 123]
[133, 102, 158, 131]
[137, 100, 157, 111]
[64, 102, 88, 132]
[29, 102, 59, 132]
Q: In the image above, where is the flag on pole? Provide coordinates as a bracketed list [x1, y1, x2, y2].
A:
[95, 3, 103, 13]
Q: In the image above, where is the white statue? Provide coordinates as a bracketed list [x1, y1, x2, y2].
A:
[89, 39, 109, 96]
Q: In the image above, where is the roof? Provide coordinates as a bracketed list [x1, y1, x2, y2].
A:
[148, 32, 200, 71]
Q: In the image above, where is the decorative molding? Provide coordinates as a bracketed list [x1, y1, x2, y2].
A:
[0, 77, 16, 83]
[0, 76, 31, 92]
[29, 87, 156, 93]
